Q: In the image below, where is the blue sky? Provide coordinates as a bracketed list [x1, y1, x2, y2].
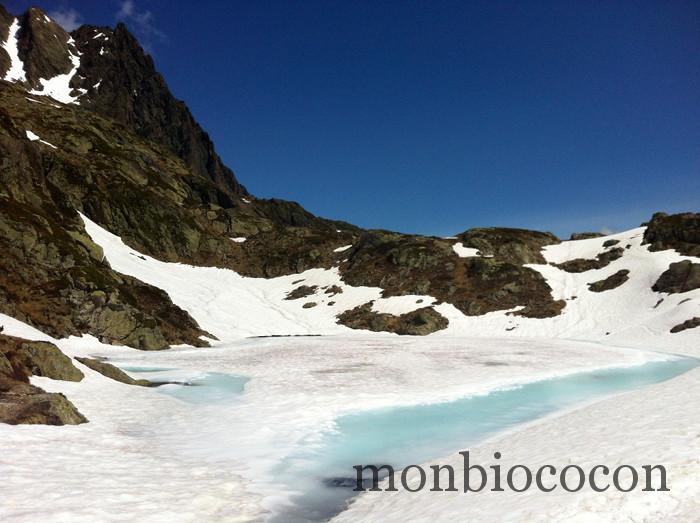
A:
[7, 0, 700, 237]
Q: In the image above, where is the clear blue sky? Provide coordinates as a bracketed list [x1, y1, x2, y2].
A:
[8, 0, 700, 237]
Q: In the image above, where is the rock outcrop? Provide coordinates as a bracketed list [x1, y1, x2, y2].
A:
[71, 23, 247, 196]
[587, 270, 630, 293]
[340, 230, 565, 318]
[0, 334, 87, 425]
[652, 261, 700, 294]
[643, 212, 700, 257]
[337, 303, 449, 335]
[75, 357, 150, 386]
[0, 83, 215, 349]
[670, 317, 700, 334]
[555, 247, 624, 273]
[570, 232, 604, 240]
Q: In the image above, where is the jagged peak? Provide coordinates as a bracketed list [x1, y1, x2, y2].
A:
[1, 3, 246, 196]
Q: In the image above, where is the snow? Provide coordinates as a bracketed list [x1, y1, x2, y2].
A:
[25, 129, 58, 149]
[333, 227, 700, 523]
[28, 38, 86, 105]
[24, 96, 61, 108]
[0, 311, 672, 523]
[79, 213, 386, 339]
[2, 19, 27, 82]
[452, 242, 481, 257]
[334, 362, 700, 523]
[431, 227, 700, 355]
[78, 211, 699, 352]
[230, 236, 247, 243]
[333, 244, 352, 252]
[371, 295, 437, 315]
[0, 216, 698, 522]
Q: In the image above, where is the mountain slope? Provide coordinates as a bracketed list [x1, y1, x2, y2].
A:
[0, 3, 698, 357]
[0, 5, 245, 195]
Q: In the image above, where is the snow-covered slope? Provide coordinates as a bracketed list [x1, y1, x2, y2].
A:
[79, 214, 699, 355]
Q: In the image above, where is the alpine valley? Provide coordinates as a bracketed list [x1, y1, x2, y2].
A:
[0, 6, 699, 523]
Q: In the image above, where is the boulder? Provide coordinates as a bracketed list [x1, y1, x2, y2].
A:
[588, 270, 630, 293]
[643, 212, 700, 256]
[75, 357, 150, 386]
[17, 340, 84, 381]
[555, 247, 624, 273]
[670, 317, 700, 334]
[285, 285, 318, 300]
[0, 390, 87, 425]
[337, 303, 449, 335]
[652, 261, 700, 294]
[0, 334, 87, 425]
[570, 232, 604, 240]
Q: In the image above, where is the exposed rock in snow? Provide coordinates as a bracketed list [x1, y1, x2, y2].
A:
[587, 269, 630, 292]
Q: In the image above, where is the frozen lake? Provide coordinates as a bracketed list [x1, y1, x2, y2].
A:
[114, 350, 698, 521]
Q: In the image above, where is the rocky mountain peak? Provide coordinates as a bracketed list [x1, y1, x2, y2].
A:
[18, 7, 75, 87]
[0, 4, 247, 197]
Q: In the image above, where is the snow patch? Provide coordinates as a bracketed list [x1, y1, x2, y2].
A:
[452, 242, 481, 257]
[333, 244, 352, 253]
[28, 38, 87, 104]
[372, 295, 437, 315]
[25, 130, 58, 149]
[2, 19, 27, 82]
[230, 237, 247, 243]
[79, 213, 387, 340]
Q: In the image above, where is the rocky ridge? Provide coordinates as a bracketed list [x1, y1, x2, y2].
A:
[0, 4, 698, 353]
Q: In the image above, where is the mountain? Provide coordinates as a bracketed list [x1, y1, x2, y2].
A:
[0, 5, 698, 425]
[1, 6, 245, 195]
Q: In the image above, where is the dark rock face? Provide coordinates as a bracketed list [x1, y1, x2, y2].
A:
[587, 270, 630, 293]
[602, 239, 619, 248]
[555, 247, 624, 273]
[285, 285, 318, 300]
[643, 212, 700, 257]
[1, 6, 246, 196]
[457, 228, 559, 264]
[341, 230, 564, 319]
[17, 8, 74, 88]
[670, 317, 700, 334]
[0, 389, 87, 425]
[652, 261, 700, 294]
[337, 303, 449, 335]
[0, 334, 87, 425]
[223, 201, 360, 278]
[17, 340, 84, 381]
[75, 357, 149, 386]
[70, 23, 246, 196]
[0, 84, 210, 349]
[570, 232, 604, 240]
[0, 9, 15, 82]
